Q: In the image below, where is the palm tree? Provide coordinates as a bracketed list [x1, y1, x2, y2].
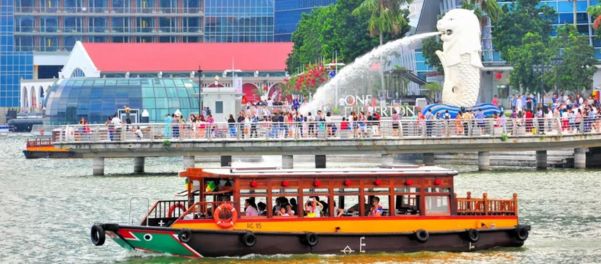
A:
[352, 0, 411, 45]
[461, 0, 501, 25]
[352, 0, 411, 97]
[569, 0, 577, 27]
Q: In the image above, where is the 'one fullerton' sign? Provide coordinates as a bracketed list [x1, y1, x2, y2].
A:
[340, 95, 416, 117]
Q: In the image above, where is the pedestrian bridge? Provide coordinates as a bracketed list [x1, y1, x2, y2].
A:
[33, 118, 601, 175]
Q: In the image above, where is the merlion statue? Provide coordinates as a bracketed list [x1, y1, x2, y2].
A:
[435, 9, 483, 107]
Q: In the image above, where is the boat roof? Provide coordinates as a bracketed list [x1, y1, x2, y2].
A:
[181, 165, 458, 179]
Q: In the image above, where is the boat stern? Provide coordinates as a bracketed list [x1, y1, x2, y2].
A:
[90, 223, 202, 258]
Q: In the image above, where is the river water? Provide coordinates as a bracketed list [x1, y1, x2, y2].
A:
[1, 134, 600, 263]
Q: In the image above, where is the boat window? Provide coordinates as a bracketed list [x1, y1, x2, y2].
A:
[271, 196, 299, 217]
[363, 186, 389, 194]
[331, 195, 360, 217]
[302, 196, 328, 218]
[272, 188, 298, 195]
[363, 195, 389, 216]
[395, 187, 420, 193]
[425, 187, 451, 193]
[240, 189, 267, 195]
[239, 196, 267, 217]
[303, 188, 329, 196]
[395, 194, 420, 215]
[425, 196, 450, 215]
[333, 188, 359, 195]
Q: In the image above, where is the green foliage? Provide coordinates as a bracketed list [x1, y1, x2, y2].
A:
[500, 133, 508, 142]
[492, 0, 555, 60]
[424, 82, 442, 99]
[421, 37, 442, 72]
[588, 5, 601, 36]
[506, 32, 551, 93]
[461, 0, 501, 24]
[162, 139, 171, 147]
[352, 0, 411, 41]
[287, 0, 410, 73]
[548, 25, 596, 92]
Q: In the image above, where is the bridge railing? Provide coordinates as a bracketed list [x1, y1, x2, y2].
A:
[47, 117, 601, 143]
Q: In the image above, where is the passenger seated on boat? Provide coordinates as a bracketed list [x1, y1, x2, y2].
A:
[277, 207, 290, 217]
[272, 196, 290, 215]
[368, 197, 383, 217]
[244, 198, 259, 216]
[347, 203, 369, 216]
[332, 201, 345, 217]
[305, 197, 324, 217]
[285, 204, 295, 216]
[257, 202, 267, 216]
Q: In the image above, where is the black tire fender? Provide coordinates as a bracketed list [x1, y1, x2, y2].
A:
[178, 229, 192, 243]
[516, 226, 529, 241]
[91, 224, 106, 246]
[304, 232, 319, 247]
[415, 229, 429, 243]
[240, 232, 257, 247]
[466, 229, 480, 243]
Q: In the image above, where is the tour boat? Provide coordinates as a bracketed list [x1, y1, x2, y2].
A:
[90, 166, 530, 257]
[23, 138, 77, 159]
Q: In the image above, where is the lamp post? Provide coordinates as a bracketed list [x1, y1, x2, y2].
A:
[197, 66, 203, 115]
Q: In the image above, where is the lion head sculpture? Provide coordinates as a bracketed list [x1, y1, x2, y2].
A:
[436, 9, 482, 67]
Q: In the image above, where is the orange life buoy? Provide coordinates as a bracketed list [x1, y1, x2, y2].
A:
[213, 203, 238, 229]
[168, 203, 187, 218]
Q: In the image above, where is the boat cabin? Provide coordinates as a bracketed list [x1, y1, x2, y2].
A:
[141, 166, 518, 227]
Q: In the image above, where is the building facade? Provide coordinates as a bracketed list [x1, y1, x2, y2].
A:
[274, 0, 336, 41]
[1, 0, 336, 113]
[204, 0, 274, 42]
[1, 0, 33, 110]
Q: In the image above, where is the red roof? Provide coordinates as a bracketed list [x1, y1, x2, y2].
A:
[82, 42, 293, 73]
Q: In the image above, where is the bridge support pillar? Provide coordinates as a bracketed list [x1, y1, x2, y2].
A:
[315, 155, 326, 169]
[183, 156, 195, 169]
[423, 153, 435, 166]
[282, 155, 293, 169]
[536, 150, 547, 170]
[381, 153, 394, 166]
[93, 157, 105, 176]
[575, 148, 587, 169]
[134, 157, 145, 174]
[478, 151, 491, 171]
[221, 155, 232, 167]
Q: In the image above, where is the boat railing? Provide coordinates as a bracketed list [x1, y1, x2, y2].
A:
[179, 201, 240, 220]
[140, 199, 190, 226]
[26, 138, 53, 147]
[456, 192, 518, 216]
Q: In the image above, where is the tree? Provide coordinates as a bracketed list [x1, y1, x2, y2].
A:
[506, 32, 551, 93]
[352, 0, 412, 95]
[352, 0, 412, 45]
[548, 25, 596, 92]
[588, 5, 601, 34]
[420, 37, 442, 72]
[286, 0, 409, 74]
[492, 0, 555, 60]
[461, 0, 501, 24]
[423, 82, 442, 102]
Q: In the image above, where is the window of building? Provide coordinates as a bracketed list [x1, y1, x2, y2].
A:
[215, 101, 223, 113]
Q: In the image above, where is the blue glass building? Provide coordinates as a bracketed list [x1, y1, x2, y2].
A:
[204, 0, 275, 42]
[274, 0, 336, 41]
[45, 78, 199, 124]
[1, 0, 33, 108]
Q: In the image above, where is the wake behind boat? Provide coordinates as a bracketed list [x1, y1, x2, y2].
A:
[90, 166, 530, 257]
